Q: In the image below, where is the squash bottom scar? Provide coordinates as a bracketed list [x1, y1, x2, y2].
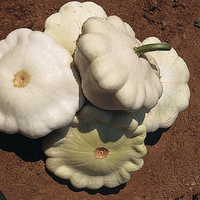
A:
[94, 147, 109, 159]
[12, 69, 31, 88]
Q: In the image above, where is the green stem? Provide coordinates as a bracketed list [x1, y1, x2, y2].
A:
[134, 43, 171, 57]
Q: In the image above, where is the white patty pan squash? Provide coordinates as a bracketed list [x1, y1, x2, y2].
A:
[136, 37, 190, 132]
[42, 103, 147, 189]
[44, 1, 107, 55]
[74, 16, 163, 112]
[0, 28, 85, 139]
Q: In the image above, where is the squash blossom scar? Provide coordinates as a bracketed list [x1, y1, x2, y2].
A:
[94, 147, 109, 159]
[12, 69, 31, 88]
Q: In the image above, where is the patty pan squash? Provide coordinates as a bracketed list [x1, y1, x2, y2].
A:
[0, 28, 84, 138]
[44, 1, 107, 55]
[43, 103, 147, 189]
[136, 37, 190, 132]
[74, 16, 163, 112]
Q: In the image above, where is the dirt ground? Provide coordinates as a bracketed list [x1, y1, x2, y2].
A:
[0, 0, 200, 199]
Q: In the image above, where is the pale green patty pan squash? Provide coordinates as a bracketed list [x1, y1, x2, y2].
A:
[136, 37, 190, 132]
[44, 1, 107, 55]
[0, 28, 85, 139]
[42, 103, 147, 189]
[74, 16, 163, 112]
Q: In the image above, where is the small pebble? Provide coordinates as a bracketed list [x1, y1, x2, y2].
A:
[191, 181, 197, 186]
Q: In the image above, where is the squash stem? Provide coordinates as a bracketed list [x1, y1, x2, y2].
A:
[134, 43, 171, 57]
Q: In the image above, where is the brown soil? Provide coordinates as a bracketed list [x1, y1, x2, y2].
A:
[0, 0, 200, 199]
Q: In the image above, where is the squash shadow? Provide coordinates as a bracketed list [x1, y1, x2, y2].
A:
[45, 168, 126, 195]
[144, 127, 170, 146]
[0, 132, 46, 162]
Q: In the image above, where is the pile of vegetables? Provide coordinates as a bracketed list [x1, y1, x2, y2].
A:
[0, 1, 190, 189]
